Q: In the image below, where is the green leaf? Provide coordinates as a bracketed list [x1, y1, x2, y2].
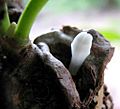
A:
[0, 1, 10, 36]
[14, 0, 48, 45]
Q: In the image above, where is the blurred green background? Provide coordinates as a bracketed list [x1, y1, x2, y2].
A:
[22, 0, 120, 41]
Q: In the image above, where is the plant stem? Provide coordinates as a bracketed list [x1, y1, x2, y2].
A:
[14, 0, 48, 45]
[0, 0, 10, 36]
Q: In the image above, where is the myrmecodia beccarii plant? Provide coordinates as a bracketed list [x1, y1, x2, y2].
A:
[0, 0, 93, 74]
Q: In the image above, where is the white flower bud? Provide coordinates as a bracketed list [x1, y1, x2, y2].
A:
[69, 32, 93, 75]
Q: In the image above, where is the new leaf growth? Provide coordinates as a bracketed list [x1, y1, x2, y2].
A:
[0, 0, 10, 36]
[14, 0, 48, 45]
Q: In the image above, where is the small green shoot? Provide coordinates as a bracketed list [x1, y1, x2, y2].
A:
[6, 22, 17, 37]
[0, 1, 10, 36]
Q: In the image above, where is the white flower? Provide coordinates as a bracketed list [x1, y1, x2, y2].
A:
[69, 32, 93, 75]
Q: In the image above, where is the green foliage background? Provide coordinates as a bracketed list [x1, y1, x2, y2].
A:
[23, 0, 120, 41]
